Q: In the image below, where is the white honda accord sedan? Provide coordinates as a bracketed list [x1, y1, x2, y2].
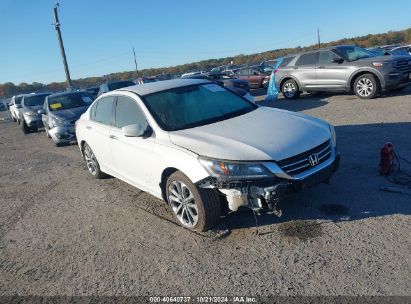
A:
[76, 79, 340, 231]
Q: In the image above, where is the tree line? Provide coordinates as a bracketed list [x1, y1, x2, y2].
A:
[1, 27, 410, 98]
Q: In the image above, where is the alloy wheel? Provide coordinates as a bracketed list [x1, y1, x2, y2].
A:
[83, 145, 98, 175]
[283, 82, 296, 98]
[167, 180, 199, 228]
[356, 77, 374, 97]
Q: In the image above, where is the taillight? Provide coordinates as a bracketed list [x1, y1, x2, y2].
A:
[274, 69, 279, 74]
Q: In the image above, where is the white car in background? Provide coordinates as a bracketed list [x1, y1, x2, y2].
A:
[9, 94, 26, 123]
[76, 79, 340, 231]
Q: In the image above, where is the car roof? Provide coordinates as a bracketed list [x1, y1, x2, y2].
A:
[23, 92, 52, 97]
[293, 45, 358, 55]
[118, 78, 210, 96]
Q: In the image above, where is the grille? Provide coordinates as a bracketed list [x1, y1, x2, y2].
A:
[277, 140, 332, 175]
[396, 60, 411, 72]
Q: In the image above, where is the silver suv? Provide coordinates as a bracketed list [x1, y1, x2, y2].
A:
[19, 93, 51, 134]
[275, 45, 411, 99]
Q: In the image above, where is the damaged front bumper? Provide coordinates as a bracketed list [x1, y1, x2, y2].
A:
[49, 125, 76, 144]
[196, 153, 340, 214]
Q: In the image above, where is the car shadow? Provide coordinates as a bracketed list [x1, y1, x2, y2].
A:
[219, 121, 411, 233]
[257, 93, 329, 112]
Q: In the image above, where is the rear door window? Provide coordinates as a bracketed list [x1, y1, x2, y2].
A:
[93, 96, 115, 125]
[295, 52, 319, 66]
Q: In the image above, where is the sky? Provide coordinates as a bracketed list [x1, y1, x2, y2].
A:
[1, 0, 410, 84]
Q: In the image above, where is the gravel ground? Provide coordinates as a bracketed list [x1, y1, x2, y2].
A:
[0, 88, 410, 297]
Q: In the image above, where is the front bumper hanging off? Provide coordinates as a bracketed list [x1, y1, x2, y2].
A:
[196, 153, 340, 214]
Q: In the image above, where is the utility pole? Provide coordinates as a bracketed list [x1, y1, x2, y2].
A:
[53, 3, 73, 89]
[133, 47, 139, 76]
[317, 27, 321, 49]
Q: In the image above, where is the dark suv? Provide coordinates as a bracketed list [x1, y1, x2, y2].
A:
[275, 45, 411, 99]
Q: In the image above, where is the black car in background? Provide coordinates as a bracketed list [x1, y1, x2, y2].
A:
[184, 73, 250, 92]
[85, 86, 99, 99]
[97, 80, 136, 96]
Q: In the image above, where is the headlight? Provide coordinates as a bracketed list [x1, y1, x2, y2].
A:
[24, 111, 36, 116]
[329, 124, 337, 148]
[198, 157, 273, 180]
[52, 117, 67, 127]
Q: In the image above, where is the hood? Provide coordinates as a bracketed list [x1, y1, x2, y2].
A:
[360, 54, 410, 62]
[51, 106, 89, 121]
[169, 107, 331, 161]
[24, 105, 43, 113]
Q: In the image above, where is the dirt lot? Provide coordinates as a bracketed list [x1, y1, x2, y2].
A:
[0, 88, 410, 297]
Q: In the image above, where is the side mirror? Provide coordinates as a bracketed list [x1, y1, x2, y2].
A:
[331, 58, 344, 64]
[37, 109, 46, 115]
[122, 123, 152, 138]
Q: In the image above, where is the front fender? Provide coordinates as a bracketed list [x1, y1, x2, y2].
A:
[348, 68, 385, 89]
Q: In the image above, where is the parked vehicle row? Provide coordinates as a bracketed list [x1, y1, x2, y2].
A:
[8, 91, 94, 146]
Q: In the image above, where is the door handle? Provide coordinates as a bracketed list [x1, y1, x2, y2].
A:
[318, 66, 326, 69]
[86, 126, 92, 130]
[109, 135, 118, 140]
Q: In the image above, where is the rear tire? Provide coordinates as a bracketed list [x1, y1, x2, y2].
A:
[353, 74, 379, 99]
[82, 142, 105, 179]
[282, 79, 301, 99]
[166, 171, 220, 232]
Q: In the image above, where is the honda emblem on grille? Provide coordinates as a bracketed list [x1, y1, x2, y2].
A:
[308, 153, 319, 166]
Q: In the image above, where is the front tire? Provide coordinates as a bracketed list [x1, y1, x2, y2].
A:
[282, 79, 301, 99]
[82, 142, 105, 179]
[45, 126, 52, 138]
[20, 120, 29, 134]
[262, 78, 270, 89]
[166, 171, 220, 232]
[354, 74, 379, 99]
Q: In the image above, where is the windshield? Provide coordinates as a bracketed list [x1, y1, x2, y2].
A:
[15, 96, 23, 105]
[108, 81, 135, 91]
[142, 84, 257, 131]
[48, 93, 93, 111]
[24, 94, 50, 107]
[335, 46, 375, 61]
